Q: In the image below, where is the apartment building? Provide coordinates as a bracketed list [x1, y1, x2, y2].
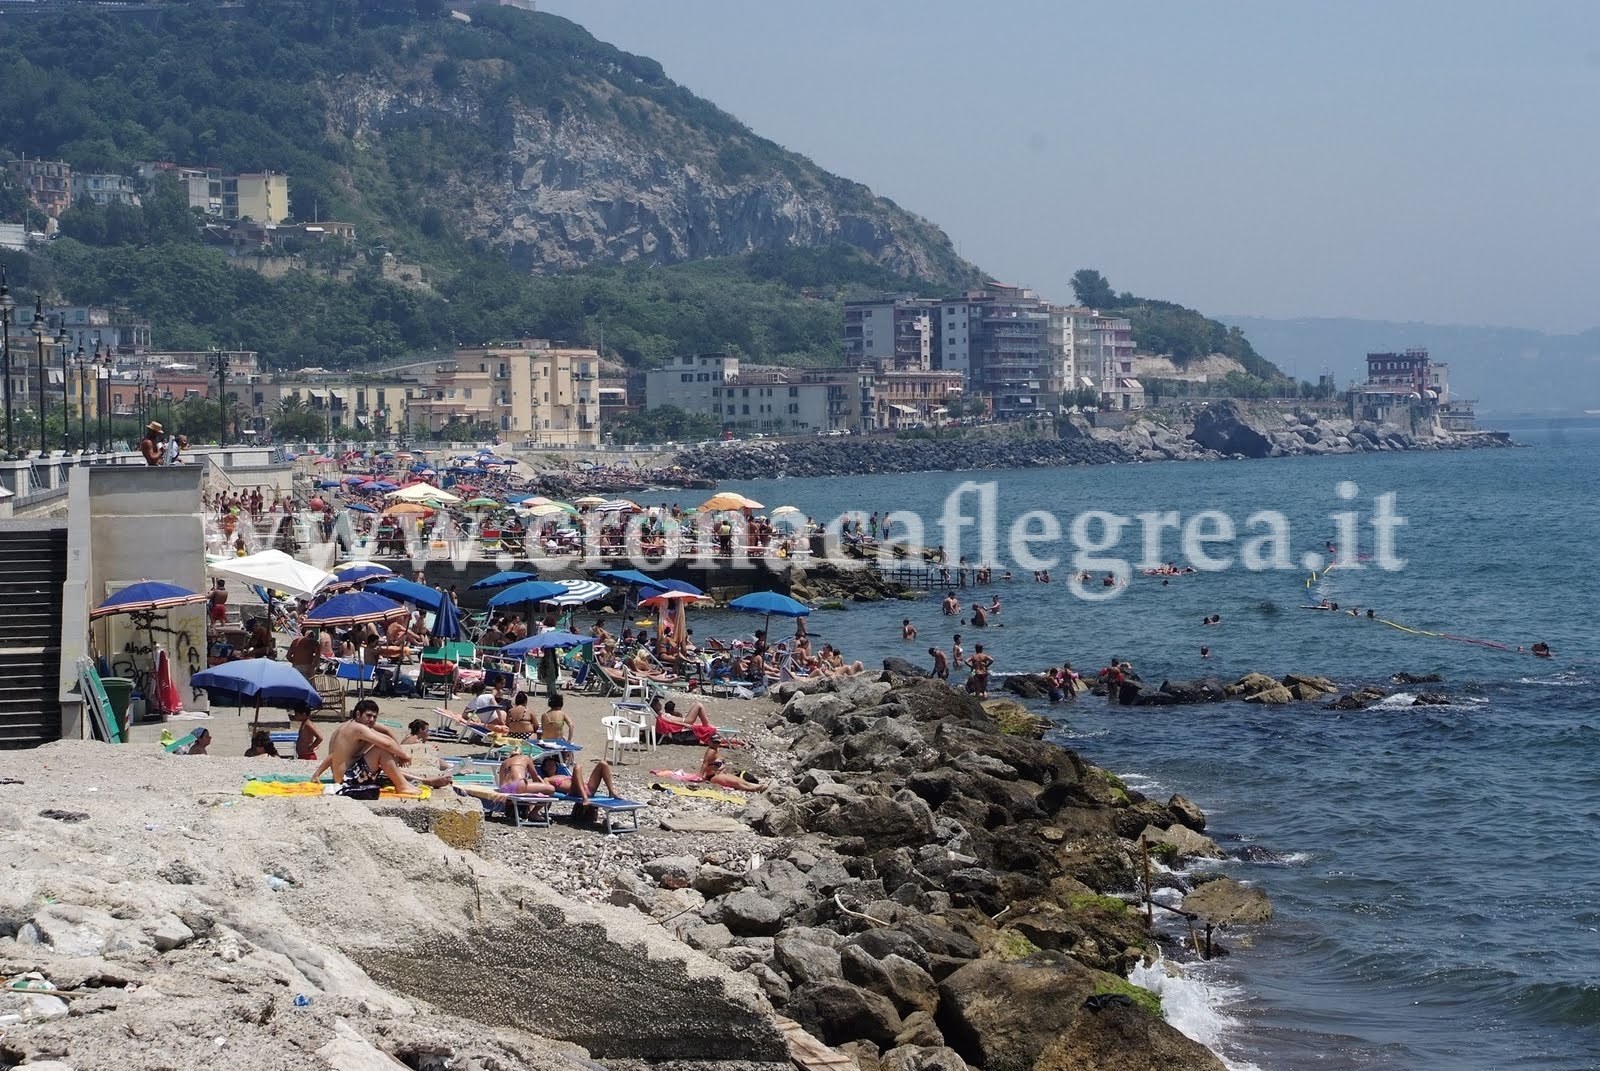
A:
[645, 354, 854, 435]
[45, 306, 153, 356]
[409, 340, 600, 445]
[223, 172, 289, 223]
[843, 295, 935, 371]
[860, 368, 965, 429]
[7, 158, 71, 216]
[260, 378, 409, 438]
[70, 173, 140, 208]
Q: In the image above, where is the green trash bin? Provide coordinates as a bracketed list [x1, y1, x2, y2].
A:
[100, 678, 134, 740]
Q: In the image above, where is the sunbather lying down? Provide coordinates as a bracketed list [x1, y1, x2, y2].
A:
[495, 751, 618, 805]
[701, 743, 765, 792]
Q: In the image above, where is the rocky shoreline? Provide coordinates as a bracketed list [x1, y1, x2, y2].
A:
[673, 400, 1513, 480]
[0, 672, 1275, 1071]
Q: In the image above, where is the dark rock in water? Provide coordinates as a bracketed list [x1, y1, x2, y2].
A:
[1002, 673, 1054, 699]
[1233, 843, 1288, 864]
[1156, 678, 1227, 705]
[937, 959, 1226, 1071]
[1182, 875, 1274, 926]
[1188, 399, 1272, 459]
[1391, 671, 1444, 684]
[1411, 692, 1453, 706]
[1167, 794, 1207, 832]
[1325, 685, 1386, 710]
[882, 657, 929, 680]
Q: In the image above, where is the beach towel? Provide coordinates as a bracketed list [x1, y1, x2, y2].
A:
[649, 782, 748, 804]
[241, 778, 431, 801]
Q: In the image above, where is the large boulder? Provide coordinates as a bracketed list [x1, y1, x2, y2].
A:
[883, 657, 930, 680]
[1031, 997, 1228, 1071]
[1183, 876, 1273, 926]
[938, 958, 1220, 1071]
[1138, 823, 1224, 865]
[841, 944, 940, 1017]
[1188, 399, 1272, 459]
[809, 791, 937, 850]
[786, 980, 905, 1048]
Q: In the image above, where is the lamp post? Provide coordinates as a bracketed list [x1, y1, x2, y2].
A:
[30, 297, 45, 455]
[96, 347, 109, 453]
[73, 345, 89, 452]
[209, 348, 231, 447]
[55, 324, 69, 452]
[0, 270, 14, 455]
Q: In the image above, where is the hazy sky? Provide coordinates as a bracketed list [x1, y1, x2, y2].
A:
[536, 0, 1599, 333]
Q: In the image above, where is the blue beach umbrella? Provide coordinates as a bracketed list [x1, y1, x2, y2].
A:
[431, 593, 463, 641]
[729, 590, 811, 633]
[486, 580, 569, 610]
[345, 502, 377, 514]
[343, 475, 366, 485]
[369, 577, 449, 613]
[317, 479, 342, 489]
[91, 580, 208, 619]
[190, 657, 324, 725]
[469, 569, 540, 591]
[304, 591, 408, 627]
[499, 630, 591, 658]
[328, 561, 394, 585]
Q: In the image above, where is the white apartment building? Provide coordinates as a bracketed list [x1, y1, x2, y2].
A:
[843, 295, 934, 370]
[644, 353, 737, 414]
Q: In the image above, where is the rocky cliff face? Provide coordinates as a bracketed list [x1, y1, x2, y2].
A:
[323, 73, 973, 283]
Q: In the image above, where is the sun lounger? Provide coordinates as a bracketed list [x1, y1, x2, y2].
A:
[454, 784, 643, 833]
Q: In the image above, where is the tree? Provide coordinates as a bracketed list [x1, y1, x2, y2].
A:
[270, 396, 328, 440]
[1070, 269, 1116, 309]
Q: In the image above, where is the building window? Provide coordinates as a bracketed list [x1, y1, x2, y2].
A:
[681, 373, 693, 382]
[463, 388, 472, 399]
[788, 386, 799, 397]
[742, 405, 750, 415]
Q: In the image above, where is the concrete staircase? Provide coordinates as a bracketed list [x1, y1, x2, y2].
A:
[0, 526, 68, 749]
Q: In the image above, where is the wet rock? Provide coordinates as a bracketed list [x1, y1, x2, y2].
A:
[882, 657, 929, 679]
[1031, 997, 1228, 1071]
[1002, 673, 1054, 700]
[1412, 692, 1453, 706]
[1167, 794, 1207, 832]
[1243, 684, 1295, 705]
[1326, 686, 1386, 710]
[787, 980, 905, 1048]
[1391, 671, 1443, 684]
[1182, 875, 1274, 926]
[1138, 823, 1224, 864]
[1156, 678, 1227, 704]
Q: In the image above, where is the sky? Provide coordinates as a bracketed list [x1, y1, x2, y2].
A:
[535, 0, 1600, 334]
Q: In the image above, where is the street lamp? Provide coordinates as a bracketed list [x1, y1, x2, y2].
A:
[0, 270, 13, 455]
[55, 322, 69, 452]
[30, 297, 45, 455]
[208, 349, 231, 447]
[95, 346, 109, 453]
[73, 345, 89, 452]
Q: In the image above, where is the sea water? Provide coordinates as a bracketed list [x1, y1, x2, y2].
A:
[670, 419, 1600, 1070]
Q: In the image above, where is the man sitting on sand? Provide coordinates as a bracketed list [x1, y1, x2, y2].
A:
[311, 699, 451, 798]
[700, 742, 765, 792]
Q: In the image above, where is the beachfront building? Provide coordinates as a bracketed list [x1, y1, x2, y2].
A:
[408, 339, 600, 445]
[843, 295, 935, 371]
[258, 377, 411, 439]
[8, 158, 72, 217]
[861, 368, 965, 429]
[645, 354, 854, 436]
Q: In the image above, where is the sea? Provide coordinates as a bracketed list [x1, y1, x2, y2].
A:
[680, 418, 1600, 1071]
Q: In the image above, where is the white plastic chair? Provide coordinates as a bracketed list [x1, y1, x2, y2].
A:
[601, 714, 642, 765]
[614, 701, 655, 751]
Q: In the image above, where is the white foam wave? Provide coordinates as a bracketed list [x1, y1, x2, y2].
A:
[1128, 956, 1262, 1071]
[1371, 691, 1417, 709]
[1517, 675, 1590, 687]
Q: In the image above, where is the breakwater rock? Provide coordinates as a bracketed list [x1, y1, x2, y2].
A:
[671, 401, 1512, 481]
[675, 436, 1134, 480]
[642, 674, 1240, 1071]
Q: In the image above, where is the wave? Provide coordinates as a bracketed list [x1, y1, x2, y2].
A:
[1508, 980, 1600, 1027]
[1515, 674, 1591, 687]
[1128, 956, 1263, 1071]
